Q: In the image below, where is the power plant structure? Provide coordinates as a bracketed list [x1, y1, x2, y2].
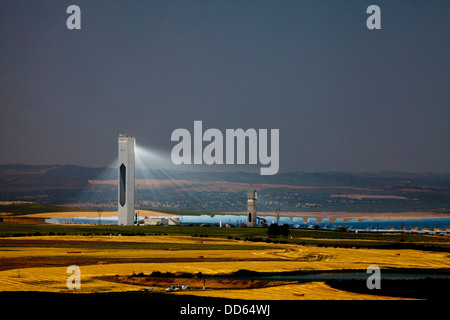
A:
[247, 189, 257, 227]
[118, 134, 135, 226]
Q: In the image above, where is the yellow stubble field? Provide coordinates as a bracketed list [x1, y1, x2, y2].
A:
[0, 235, 448, 299]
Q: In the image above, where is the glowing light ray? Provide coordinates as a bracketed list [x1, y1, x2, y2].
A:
[155, 168, 202, 210]
[135, 144, 215, 211]
[75, 143, 278, 212]
[135, 148, 164, 209]
[74, 158, 118, 209]
[135, 145, 195, 210]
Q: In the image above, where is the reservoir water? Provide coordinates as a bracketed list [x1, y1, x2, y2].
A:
[45, 214, 450, 233]
[217, 272, 450, 282]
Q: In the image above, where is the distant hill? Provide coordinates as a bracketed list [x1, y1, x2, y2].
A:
[0, 164, 449, 213]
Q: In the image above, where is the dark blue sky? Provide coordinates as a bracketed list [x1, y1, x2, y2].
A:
[0, 0, 449, 173]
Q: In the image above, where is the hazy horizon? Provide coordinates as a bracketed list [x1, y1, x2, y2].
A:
[2, 162, 449, 176]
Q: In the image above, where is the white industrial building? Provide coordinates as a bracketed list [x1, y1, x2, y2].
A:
[143, 217, 180, 226]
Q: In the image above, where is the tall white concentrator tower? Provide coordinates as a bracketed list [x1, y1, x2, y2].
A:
[118, 134, 135, 226]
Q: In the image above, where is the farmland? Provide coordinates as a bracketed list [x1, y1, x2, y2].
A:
[0, 221, 448, 300]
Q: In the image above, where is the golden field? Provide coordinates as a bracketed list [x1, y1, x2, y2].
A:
[0, 234, 448, 299]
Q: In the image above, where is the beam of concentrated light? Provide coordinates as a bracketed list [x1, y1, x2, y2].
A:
[74, 158, 118, 209]
[135, 144, 213, 211]
[134, 144, 280, 213]
[135, 145, 177, 209]
[75, 143, 281, 213]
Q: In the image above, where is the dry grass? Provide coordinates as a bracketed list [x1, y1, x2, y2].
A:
[0, 235, 448, 299]
[176, 281, 418, 300]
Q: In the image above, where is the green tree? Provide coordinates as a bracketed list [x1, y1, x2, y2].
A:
[280, 224, 290, 237]
[267, 223, 279, 237]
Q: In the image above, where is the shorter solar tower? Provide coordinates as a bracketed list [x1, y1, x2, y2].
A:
[247, 189, 257, 227]
[118, 134, 135, 226]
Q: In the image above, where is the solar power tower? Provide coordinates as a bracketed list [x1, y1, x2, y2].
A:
[118, 134, 135, 226]
[247, 189, 257, 227]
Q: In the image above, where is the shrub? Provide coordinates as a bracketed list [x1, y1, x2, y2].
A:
[267, 223, 290, 237]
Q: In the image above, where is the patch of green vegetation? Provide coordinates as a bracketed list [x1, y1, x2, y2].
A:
[0, 223, 448, 251]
